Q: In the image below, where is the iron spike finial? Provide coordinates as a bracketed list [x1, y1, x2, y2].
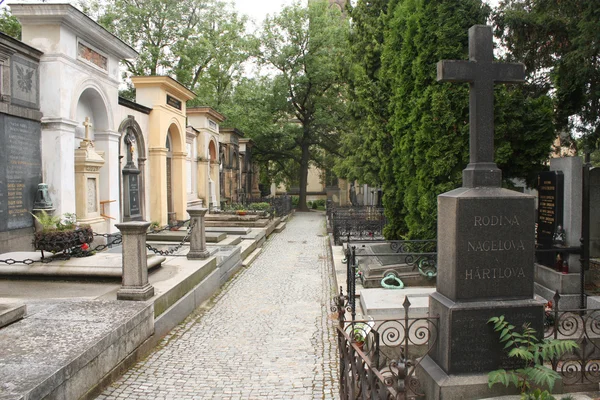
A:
[403, 297, 411, 310]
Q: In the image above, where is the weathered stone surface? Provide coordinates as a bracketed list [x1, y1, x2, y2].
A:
[429, 292, 544, 374]
[116, 221, 154, 301]
[437, 187, 535, 302]
[0, 301, 153, 400]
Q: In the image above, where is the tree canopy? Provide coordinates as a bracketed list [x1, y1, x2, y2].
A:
[339, 0, 555, 239]
[494, 0, 600, 151]
[255, 0, 349, 210]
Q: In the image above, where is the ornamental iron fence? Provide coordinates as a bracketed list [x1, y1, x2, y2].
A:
[246, 195, 293, 217]
[332, 288, 438, 399]
[330, 207, 386, 245]
[544, 291, 600, 392]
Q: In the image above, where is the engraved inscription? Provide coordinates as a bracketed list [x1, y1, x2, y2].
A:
[474, 215, 519, 226]
[467, 239, 525, 252]
[1, 117, 42, 231]
[465, 267, 526, 280]
[87, 178, 97, 213]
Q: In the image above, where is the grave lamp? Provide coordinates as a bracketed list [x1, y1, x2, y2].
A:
[33, 183, 53, 209]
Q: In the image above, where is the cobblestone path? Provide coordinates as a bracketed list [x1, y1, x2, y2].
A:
[99, 212, 339, 400]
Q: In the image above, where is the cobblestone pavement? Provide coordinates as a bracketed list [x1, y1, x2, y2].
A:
[98, 212, 339, 400]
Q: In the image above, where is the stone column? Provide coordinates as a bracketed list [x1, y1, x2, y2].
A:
[187, 207, 210, 259]
[116, 221, 154, 301]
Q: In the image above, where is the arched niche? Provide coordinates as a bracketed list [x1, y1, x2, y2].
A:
[74, 86, 109, 142]
[118, 116, 146, 221]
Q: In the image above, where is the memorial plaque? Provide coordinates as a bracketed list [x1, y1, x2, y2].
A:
[536, 171, 564, 246]
[437, 190, 536, 302]
[0, 115, 42, 231]
[128, 174, 140, 216]
[166, 94, 182, 110]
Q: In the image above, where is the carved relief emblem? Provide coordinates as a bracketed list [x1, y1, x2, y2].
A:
[16, 64, 34, 93]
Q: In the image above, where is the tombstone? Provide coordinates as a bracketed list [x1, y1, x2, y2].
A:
[417, 26, 544, 400]
[535, 170, 564, 267]
[74, 117, 106, 229]
[534, 157, 583, 309]
[122, 127, 142, 221]
[0, 33, 43, 253]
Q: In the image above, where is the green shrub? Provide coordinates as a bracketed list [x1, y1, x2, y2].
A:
[314, 199, 326, 207]
[248, 202, 270, 211]
[291, 196, 300, 207]
[311, 202, 318, 209]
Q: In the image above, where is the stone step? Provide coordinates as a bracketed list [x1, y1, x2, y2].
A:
[0, 303, 26, 329]
[206, 227, 252, 235]
[242, 247, 263, 267]
[274, 222, 286, 233]
[147, 231, 227, 243]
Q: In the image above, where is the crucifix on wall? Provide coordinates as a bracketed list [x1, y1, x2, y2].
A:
[437, 25, 525, 188]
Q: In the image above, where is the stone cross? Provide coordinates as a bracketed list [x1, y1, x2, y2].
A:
[83, 117, 93, 142]
[437, 25, 525, 188]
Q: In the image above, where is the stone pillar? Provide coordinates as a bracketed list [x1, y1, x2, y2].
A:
[172, 151, 187, 220]
[149, 147, 168, 226]
[211, 160, 220, 207]
[116, 221, 154, 301]
[95, 130, 122, 230]
[197, 159, 210, 206]
[187, 207, 210, 259]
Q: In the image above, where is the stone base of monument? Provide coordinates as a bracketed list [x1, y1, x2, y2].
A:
[418, 292, 546, 400]
[117, 283, 154, 301]
[534, 263, 582, 309]
[416, 355, 564, 400]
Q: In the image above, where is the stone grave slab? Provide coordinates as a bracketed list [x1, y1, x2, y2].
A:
[360, 287, 435, 318]
[0, 252, 165, 277]
[0, 300, 153, 400]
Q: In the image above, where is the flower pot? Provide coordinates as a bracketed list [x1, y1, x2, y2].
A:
[236, 211, 247, 216]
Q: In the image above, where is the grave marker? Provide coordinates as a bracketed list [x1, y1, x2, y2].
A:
[418, 25, 544, 399]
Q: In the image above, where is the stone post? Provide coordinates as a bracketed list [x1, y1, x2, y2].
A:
[187, 207, 210, 259]
[116, 221, 154, 301]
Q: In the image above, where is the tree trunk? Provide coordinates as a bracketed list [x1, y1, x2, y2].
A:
[298, 143, 310, 212]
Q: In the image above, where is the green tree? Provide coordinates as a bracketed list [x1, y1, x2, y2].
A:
[257, 0, 349, 211]
[380, 0, 554, 239]
[334, 0, 390, 186]
[0, 8, 22, 40]
[86, 0, 254, 103]
[494, 0, 600, 150]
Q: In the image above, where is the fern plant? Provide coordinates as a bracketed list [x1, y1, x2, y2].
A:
[31, 210, 61, 232]
[488, 315, 578, 399]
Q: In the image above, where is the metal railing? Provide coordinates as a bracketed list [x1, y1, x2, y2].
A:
[330, 207, 386, 245]
[332, 288, 438, 399]
[544, 291, 600, 392]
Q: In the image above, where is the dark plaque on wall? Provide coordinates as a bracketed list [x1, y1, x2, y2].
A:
[166, 94, 182, 110]
[0, 115, 42, 232]
[123, 170, 142, 221]
[537, 171, 564, 246]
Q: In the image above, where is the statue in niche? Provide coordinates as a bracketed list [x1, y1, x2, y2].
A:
[124, 128, 137, 169]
